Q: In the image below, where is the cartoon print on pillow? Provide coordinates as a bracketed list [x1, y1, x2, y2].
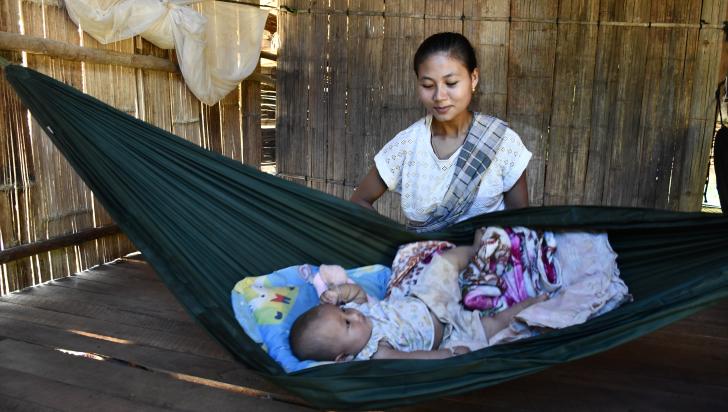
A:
[236, 276, 299, 325]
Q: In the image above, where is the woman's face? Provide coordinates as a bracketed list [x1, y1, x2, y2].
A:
[416, 52, 478, 123]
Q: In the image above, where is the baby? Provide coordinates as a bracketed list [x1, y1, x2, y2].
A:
[290, 233, 546, 362]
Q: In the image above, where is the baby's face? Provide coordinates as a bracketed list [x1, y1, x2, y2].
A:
[318, 304, 372, 361]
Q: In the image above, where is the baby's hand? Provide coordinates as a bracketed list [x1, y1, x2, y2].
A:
[320, 287, 341, 305]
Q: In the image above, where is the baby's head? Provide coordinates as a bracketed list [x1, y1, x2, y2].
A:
[290, 303, 372, 362]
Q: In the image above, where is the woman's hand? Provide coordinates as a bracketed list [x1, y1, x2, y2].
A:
[450, 346, 471, 356]
[437, 346, 471, 358]
[473, 227, 485, 251]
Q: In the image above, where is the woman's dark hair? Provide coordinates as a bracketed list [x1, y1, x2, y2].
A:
[413, 32, 478, 75]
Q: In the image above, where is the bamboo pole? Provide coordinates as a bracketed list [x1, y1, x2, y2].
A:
[0, 31, 178, 71]
[260, 50, 277, 61]
[248, 72, 275, 86]
[0, 31, 276, 84]
[0, 224, 122, 264]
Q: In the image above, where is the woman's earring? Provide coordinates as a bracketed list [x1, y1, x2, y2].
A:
[472, 87, 476, 92]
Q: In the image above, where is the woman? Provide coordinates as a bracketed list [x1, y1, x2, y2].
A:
[350, 32, 530, 232]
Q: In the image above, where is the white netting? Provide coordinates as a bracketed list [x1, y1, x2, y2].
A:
[64, 0, 268, 105]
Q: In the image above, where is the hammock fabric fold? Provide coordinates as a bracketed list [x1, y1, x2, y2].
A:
[5, 64, 728, 410]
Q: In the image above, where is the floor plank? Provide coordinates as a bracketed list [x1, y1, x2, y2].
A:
[0, 395, 63, 412]
[0, 288, 197, 334]
[6, 281, 187, 321]
[0, 301, 231, 360]
[44, 277, 186, 315]
[1, 257, 726, 411]
[0, 316, 281, 394]
[0, 366, 171, 412]
[0, 340, 311, 412]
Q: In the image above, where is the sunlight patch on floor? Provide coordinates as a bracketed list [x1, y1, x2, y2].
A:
[67, 329, 133, 344]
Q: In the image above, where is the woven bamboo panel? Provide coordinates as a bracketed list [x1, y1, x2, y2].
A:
[21, 0, 91, 286]
[464, 0, 510, 119]
[243, 75, 263, 167]
[542, 0, 599, 206]
[0, 0, 27, 294]
[171, 68, 203, 147]
[345, 0, 385, 198]
[80, 19, 137, 277]
[0, 0, 265, 294]
[276, 0, 728, 221]
[680, 0, 726, 209]
[325, 0, 349, 197]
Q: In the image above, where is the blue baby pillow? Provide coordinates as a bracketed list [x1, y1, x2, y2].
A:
[231, 264, 391, 372]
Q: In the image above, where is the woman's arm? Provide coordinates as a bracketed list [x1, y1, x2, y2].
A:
[350, 166, 388, 211]
[503, 171, 529, 209]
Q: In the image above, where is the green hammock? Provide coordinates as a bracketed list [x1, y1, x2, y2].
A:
[4, 63, 728, 410]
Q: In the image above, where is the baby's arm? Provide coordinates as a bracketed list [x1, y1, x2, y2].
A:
[320, 283, 368, 305]
[371, 342, 470, 360]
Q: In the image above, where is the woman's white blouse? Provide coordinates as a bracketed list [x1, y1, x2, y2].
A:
[374, 115, 531, 223]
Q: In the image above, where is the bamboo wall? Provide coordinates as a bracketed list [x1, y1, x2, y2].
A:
[276, 0, 727, 222]
[0, 0, 264, 295]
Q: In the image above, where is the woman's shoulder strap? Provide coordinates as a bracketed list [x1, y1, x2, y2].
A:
[473, 112, 509, 130]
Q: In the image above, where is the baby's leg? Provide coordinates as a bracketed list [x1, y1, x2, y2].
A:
[481, 294, 548, 340]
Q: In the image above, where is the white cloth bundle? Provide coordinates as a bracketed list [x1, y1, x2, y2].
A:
[64, 0, 268, 105]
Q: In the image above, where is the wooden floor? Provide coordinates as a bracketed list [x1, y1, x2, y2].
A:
[0, 256, 726, 411]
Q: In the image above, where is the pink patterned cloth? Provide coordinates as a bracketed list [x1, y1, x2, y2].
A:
[490, 232, 630, 345]
[460, 227, 561, 314]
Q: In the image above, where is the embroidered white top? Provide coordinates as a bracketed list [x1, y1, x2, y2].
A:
[374, 115, 532, 223]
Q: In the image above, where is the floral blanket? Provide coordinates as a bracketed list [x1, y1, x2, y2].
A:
[460, 226, 561, 314]
[387, 229, 630, 345]
[388, 227, 561, 316]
